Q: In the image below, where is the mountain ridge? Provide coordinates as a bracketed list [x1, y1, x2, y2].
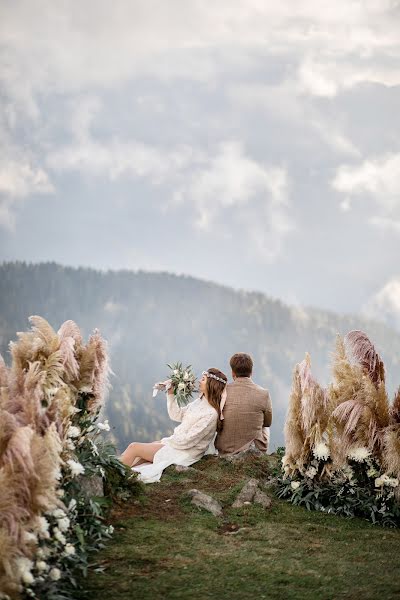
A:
[1, 260, 399, 449]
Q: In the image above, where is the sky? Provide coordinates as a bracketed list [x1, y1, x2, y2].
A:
[1, 0, 400, 328]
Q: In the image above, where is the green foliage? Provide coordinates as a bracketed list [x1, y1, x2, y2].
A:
[277, 456, 400, 528]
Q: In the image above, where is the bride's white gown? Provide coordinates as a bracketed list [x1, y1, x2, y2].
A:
[132, 393, 218, 484]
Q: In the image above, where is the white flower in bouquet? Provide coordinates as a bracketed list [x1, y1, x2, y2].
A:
[16, 557, 34, 585]
[375, 474, 399, 488]
[347, 446, 371, 462]
[66, 459, 85, 477]
[64, 543, 76, 556]
[52, 508, 66, 519]
[97, 420, 111, 431]
[57, 516, 70, 532]
[367, 466, 378, 478]
[313, 442, 330, 461]
[36, 516, 50, 539]
[49, 567, 61, 581]
[305, 466, 317, 479]
[54, 528, 67, 545]
[65, 439, 76, 451]
[36, 561, 49, 573]
[291, 481, 300, 490]
[67, 425, 81, 439]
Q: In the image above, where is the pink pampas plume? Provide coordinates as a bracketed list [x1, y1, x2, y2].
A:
[58, 319, 83, 347]
[344, 330, 385, 387]
[79, 329, 111, 414]
[0, 355, 8, 389]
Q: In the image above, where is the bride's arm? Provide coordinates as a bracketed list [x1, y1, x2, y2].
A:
[166, 388, 189, 422]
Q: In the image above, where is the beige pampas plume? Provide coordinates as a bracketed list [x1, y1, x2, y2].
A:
[78, 330, 111, 413]
[382, 388, 400, 478]
[284, 354, 329, 473]
[0, 355, 8, 388]
[28, 316, 59, 351]
[283, 364, 304, 471]
[0, 527, 20, 598]
[344, 329, 385, 387]
[331, 332, 389, 460]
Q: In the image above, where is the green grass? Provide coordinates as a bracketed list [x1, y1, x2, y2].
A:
[83, 456, 400, 600]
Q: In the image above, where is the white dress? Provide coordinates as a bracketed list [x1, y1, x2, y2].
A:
[132, 393, 218, 484]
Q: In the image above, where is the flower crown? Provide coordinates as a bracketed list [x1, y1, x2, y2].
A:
[202, 370, 227, 385]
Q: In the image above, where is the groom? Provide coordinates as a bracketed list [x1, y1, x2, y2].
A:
[215, 353, 272, 455]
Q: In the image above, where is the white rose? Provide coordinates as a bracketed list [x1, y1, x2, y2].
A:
[52, 508, 66, 519]
[178, 382, 186, 390]
[57, 517, 70, 532]
[291, 481, 301, 490]
[49, 567, 61, 581]
[183, 372, 189, 380]
[54, 528, 66, 545]
[36, 561, 48, 573]
[64, 544, 75, 556]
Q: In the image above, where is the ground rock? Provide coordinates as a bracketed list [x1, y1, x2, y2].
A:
[220, 443, 264, 463]
[232, 478, 260, 508]
[175, 465, 197, 473]
[187, 489, 223, 517]
[254, 489, 272, 509]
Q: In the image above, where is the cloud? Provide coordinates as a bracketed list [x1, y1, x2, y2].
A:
[363, 278, 400, 331]
[332, 153, 400, 224]
[173, 141, 292, 260]
[0, 159, 54, 230]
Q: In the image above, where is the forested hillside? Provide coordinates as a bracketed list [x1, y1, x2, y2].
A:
[1, 261, 400, 449]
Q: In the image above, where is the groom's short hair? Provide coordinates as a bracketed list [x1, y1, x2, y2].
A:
[230, 353, 253, 377]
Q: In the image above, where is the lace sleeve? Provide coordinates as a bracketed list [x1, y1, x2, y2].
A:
[169, 411, 218, 450]
[166, 393, 189, 422]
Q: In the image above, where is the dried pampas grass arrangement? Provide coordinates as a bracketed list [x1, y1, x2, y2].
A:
[283, 353, 330, 474]
[330, 333, 389, 461]
[0, 316, 112, 595]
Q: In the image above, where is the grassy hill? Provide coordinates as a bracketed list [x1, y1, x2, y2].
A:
[83, 454, 400, 600]
[1, 261, 400, 450]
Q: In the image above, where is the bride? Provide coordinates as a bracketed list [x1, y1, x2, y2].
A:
[120, 368, 227, 483]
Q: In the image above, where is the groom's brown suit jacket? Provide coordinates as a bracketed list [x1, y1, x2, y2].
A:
[215, 377, 272, 455]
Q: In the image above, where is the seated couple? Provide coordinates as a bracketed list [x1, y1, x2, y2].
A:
[120, 353, 273, 483]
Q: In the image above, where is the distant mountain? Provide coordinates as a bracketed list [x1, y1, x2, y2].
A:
[1, 261, 400, 450]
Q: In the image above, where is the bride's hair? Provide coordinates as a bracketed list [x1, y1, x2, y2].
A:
[205, 367, 227, 433]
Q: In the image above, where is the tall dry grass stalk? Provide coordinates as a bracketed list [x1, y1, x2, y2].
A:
[284, 353, 330, 474]
[383, 388, 400, 479]
[330, 334, 389, 463]
[0, 316, 111, 596]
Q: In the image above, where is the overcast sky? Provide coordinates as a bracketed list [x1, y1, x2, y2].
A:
[1, 1, 400, 327]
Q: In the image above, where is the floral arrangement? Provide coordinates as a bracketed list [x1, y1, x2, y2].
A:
[153, 362, 197, 407]
[279, 330, 400, 527]
[0, 317, 139, 599]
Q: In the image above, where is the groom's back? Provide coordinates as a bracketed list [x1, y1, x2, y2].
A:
[215, 377, 272, 455]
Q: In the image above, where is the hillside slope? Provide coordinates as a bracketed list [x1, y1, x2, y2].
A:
[83, 455, 400, 600]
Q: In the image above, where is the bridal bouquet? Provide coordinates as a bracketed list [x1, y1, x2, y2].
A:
[153, 362, 197, 406]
